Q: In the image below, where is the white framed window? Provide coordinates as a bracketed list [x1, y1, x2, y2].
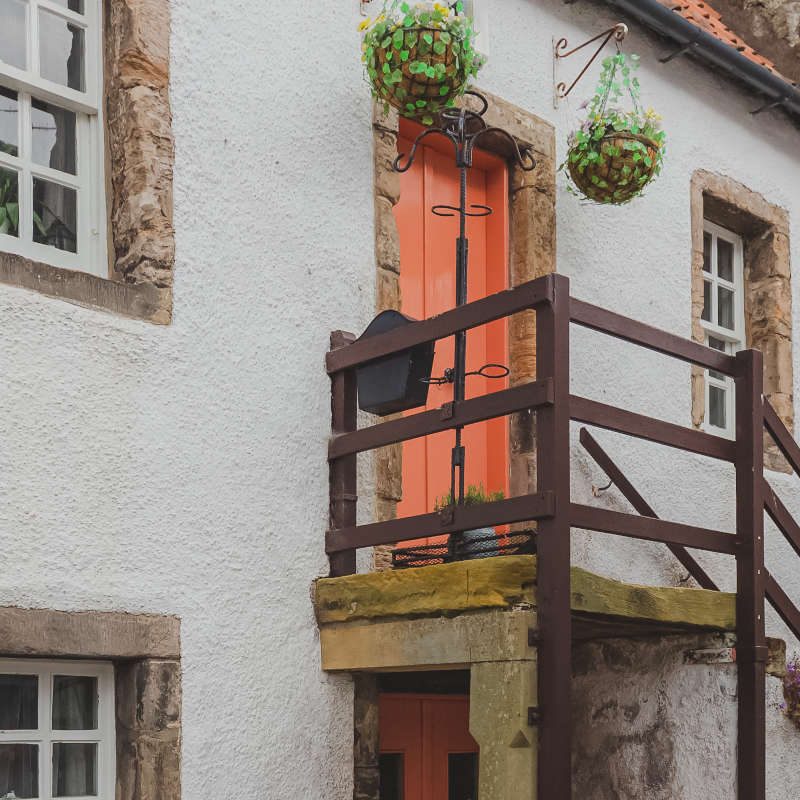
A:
[0, 660, 115, 799]
[700, 220, 745, 437]
[0, 0, 106, 276]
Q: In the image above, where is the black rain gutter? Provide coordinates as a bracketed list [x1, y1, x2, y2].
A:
[603, 0, 800, 121]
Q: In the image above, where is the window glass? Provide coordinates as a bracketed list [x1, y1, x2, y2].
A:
[52, 742, 97, 796]
[39, 9, 85, 91]
[0, 674, 37, 729]
[709, 385, 726, 429]
[0, 86, 18, 157]
[51, 0, 85, 12]
[717, 286, 735, 330]
[33, 177, 77, 252]
[701, 280, 711, 323]
[379, 753, 404, 800]
[53, 675, 97, 730]
[31, 98, 77, 174]
[0, 743, 38, 798]
[717, 238, 734, 282]
[702, 232, 712, 273]
[0, 0, 27, 70]
[448, 752, 479, 800]
[0, 167, 19, 238]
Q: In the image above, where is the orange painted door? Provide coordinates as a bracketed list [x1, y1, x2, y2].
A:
[379, 694, 479, 800]
[394, 121, 509, 530]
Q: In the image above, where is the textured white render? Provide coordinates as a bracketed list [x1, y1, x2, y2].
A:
[0, 0, 797, 797]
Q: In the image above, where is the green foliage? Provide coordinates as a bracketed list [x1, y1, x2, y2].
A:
[434, 484, 505, 510]
[0, 167, 19, 237]
[360, 1, 484, 125]
[560, 53, 666, 205]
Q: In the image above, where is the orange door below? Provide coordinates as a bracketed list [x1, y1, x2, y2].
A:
[394, 121, 509, 536]
[379, 693, 479, 800]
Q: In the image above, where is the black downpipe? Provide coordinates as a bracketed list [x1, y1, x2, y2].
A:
[605, 0, 800, 120]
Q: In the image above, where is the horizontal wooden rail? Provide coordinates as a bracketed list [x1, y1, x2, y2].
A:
[570, 396, 736, 462]
[578, 428, 719, 590]
[764, 399, 800, 477]
[765, 572, 800, 642]
[326, 491, 555, 553]
[326, 277, 553, 374]
[764, 482, 800, 560]
[329, 379, 553, 459]
[570, 298, 738, 375]
[570, 503, 737, 555]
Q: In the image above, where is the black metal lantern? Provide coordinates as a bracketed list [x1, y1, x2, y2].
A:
[356, 310, 435, 416]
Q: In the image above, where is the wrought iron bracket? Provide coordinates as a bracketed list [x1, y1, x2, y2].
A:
[553, 22, 628, 106]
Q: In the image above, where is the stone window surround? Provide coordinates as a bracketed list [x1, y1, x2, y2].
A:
[371, 89, 557, 572]
[690, 170, 793, 470]
[0, 605, 181, 800]
[0, 0, 174, 324]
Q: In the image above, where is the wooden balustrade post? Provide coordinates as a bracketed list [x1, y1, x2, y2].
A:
[329, 330, 358, 577]
[734, 348, 766, 800]
[535, 274, 572, 799]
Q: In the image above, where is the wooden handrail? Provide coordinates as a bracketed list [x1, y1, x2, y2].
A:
[570, 298, 738, 374]
[765, 572, 800, 642]
[326, 491, 555, 553]
[570, 503, 737, 554]
[326, 276, 553, 374]
[764, 482, 800, 560]
[570, 395, 736, 462]
[763, 399, 800, 477]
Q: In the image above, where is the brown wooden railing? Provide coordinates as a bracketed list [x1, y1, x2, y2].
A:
[326, 273, 800, 800]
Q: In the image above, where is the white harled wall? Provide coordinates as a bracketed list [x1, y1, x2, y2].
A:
[0, 0, 797, 796]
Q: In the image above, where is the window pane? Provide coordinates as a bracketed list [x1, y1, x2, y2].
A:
[31, 99, 76, 174]
[379, 754, 404, 800]
[0, 743, 38, 798]
[717, 238, 734, 282]
[0, 674, 37, 729]
[53, 676, 97, 730]
[0, 0, 27, 70]
[0, 86, 19, 157]
[448, 753, 478, 800]
[701, 280, 711, 323]
[0, 167, 19, 238]
[718, 286, 735, 330]
[53, 742, 97, 797]
[39, 10, 85, 92]
[709, 385, 727, 430]
[702, 232, 712, 273]
[33, 177, 77, 252]
[50, 0, 84, 12]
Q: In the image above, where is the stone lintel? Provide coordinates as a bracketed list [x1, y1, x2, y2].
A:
[0, 605, 180, 660]
[320, 609, 535, 672]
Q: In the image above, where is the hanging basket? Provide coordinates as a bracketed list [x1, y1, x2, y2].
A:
[372, 26, 468, 120]
[561, 52, 666, 205]
[361, 3, 483, 124]
[566, 130, 661, 205]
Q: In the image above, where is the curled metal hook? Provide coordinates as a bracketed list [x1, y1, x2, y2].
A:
[432, 203, 493, 218]
[554, 22, 629, 100]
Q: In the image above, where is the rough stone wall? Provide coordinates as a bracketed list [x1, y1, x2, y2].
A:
[711, 0, 800, 84]
[105, 0, 175, 292]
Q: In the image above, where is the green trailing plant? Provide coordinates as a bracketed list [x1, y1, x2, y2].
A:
[562, 52, 666, 205]
[434, 484, 504, 510]
[360, 1, 484, 125]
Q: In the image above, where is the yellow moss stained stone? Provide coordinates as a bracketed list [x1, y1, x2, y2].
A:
[315, 556, 737, 631]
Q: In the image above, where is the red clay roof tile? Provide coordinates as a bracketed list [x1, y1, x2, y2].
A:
[655, 0, 791, 82]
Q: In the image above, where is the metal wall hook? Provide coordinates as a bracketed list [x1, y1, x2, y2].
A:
[554, 22, 628, 103]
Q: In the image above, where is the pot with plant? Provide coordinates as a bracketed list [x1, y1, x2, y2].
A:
[563, 52, 666, 205]
[360, 1, 484, 126]
[435, 484, 504, 560]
